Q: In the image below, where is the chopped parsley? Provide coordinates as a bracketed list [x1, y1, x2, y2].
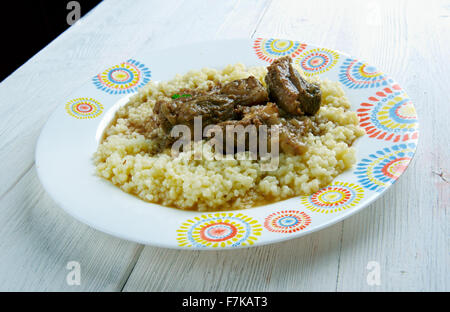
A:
[171, 93, 192, 99]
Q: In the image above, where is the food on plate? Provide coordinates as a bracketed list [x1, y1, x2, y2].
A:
[265, 56, 321, 116]
[94, 56, 365, 211]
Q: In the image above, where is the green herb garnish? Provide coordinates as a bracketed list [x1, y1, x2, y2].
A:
[171, 93, 192, 99]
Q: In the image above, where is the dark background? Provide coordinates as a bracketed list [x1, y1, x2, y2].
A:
[1, 0, 102, 82]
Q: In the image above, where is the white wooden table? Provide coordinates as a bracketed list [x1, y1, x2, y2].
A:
[0, 0, 448, 291]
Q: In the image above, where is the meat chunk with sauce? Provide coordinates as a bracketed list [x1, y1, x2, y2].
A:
[265, 56, 321, 116]
[220, 76, 269, 106]
[276, 116, 311, 155]
[154, 76, 268, 133]
[154, 93, 236, 133]
[151, 71, 313, 156]
[211, 103, 309, 156]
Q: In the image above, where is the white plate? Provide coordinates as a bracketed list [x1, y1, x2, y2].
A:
[36, 38, 419, 249]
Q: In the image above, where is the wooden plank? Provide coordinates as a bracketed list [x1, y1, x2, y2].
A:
[0, 0, 188, 197]
[123, 225, 342, 291]
[0, 167, 142, 291]
[122, 0, 344, 292]
[0, 0, 448, 291]
[0, 0, 189, 291]
[336, 0, 450, 291]
[125, 0, 449, 291]
[0, 0, 272, 291]
[0, 0, 192, 290]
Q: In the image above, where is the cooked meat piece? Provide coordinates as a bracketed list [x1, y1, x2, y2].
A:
[152, 73, 312, 155]
[239, 102, 280, 124]
[212, 103, 309, 156]
[220, 76, 269, 106]
[154, 76, 268, 134]
[153, 100, 171, 132]
[210, 103, 277, 154]
[154, 94, 236, 133]
[276, 117, 310, 155]
[265, 56, 321, 116]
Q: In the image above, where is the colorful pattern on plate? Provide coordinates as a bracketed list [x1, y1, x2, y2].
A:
[295, 48, 339, 76]
[264, 210, 311, 233]
[339, 58, 391, 89]
[92, 59, 151, 94]
[355, 143, 416, 192]
[357, 85, 418, 142]
[176, 213, 262, 248]
[65, 97, 103, 119]
[253, 38, 307, 63]
[301, 182, 364, 214]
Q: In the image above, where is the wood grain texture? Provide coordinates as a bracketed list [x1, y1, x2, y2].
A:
[334, 0, 450, 291]
[122, 224, 342, 292]
[0, 167, 142, 291]
[0, 0, 448, 291]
